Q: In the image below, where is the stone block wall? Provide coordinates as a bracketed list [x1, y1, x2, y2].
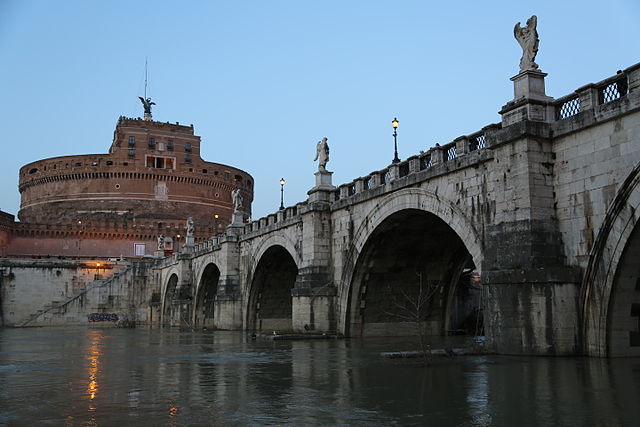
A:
[0, 259, 156, 327]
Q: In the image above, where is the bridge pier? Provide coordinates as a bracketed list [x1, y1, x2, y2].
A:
[292, 266, 337, 333]
[481, 71, 584, 354]
[214, 292, 243, 330]
[212, 233, 244, 330]
[289, 175, 338, 333]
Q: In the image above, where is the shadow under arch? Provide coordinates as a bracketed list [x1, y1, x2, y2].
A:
[339, 188, 483, 335]
[193, 262, 221, 329]
[162, 273, 179, 327]
[581, 161, 640, 357]
[344, 208, 480, 338]
[246, 244, 299, 333]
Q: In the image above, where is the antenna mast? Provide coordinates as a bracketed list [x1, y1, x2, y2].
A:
[139, 57, 155, 121]
[144, 57, 148, 100]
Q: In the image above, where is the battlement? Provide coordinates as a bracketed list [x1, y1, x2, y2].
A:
[116, 116, 195, 134]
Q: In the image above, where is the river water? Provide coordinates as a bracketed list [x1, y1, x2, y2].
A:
[1, 327, 639, 426]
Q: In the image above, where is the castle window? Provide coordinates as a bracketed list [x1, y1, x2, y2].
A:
[225, 171, 230, 180]
[202, 169, 208, 173]
[185, 143, 192, 153]
[91, 162, 98, 166]
[146, 155, 175, 170]
[106, 161, 113, 166]
[75, 162, 82, 167]
[234, 174, 242, 182]
[29, 168, 39, 174]
[185, 155, 192, 163]
[128, 136, 135, 147]
[148, 137, 156, 148]
[167, 140, 174, 151]
[128, 150, 135, 158]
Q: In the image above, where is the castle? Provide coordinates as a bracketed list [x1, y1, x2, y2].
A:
[0, 109, 253, 259]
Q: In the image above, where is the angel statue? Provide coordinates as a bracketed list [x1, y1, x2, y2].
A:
[186, 217, 195, 237]
[314, 137, 330, 171]
[157, 234, 165, 251]
[231, 188, 243, 212]
[514, 15, 539, 72]
[138, 96, 156, 119]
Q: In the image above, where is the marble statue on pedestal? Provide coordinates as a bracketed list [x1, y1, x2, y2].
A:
[186, 217, 194, 237]
[231, 189, 243, 212]
[514, 15, 539, 72]
[157, 234, 165, 251]
[314, 137, 330, 171]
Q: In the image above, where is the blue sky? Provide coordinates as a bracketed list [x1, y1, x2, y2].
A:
[1, 1, 638, 221]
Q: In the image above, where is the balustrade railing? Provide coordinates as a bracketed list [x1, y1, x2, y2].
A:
[399, 162, 410, 178]
[599, 76, 628, 105]
[420, 153, 432, 170]
[445, 143, 457, 161]
[556, 95, 581, 120]
[469, 133, 486, 151]
[554, 67, 635, 120]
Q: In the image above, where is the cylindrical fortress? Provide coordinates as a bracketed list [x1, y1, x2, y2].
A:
[18, 117, 253, 242]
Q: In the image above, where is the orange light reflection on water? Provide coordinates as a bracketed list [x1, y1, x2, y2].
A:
[85, 330, 103, 402]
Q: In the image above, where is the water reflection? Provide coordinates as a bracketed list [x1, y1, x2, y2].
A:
[86, 329, 102, 401]
[0, 328, 640, 426]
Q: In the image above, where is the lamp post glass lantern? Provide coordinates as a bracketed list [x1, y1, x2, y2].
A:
[392, 117, 400, 164]
[279, 178, 285, 210]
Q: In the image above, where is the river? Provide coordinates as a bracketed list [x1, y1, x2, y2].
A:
[1, 327, 639, 426]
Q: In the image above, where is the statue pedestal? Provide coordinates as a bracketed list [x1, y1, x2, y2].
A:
[311, 170, 334, 190]
[227, 211, 245, 237]
[185, 236, 194, 247]
[500, 69, 555, 126]
[511, 70, 552, 102]
[231, 211, 244, 226]
[308, 170, 336, 204]
[155, 250, 164, 258]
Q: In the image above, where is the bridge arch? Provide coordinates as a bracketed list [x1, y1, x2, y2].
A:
[582, 162, 640, 357]
[246, 242, 300, 333]
[339, 188, 483, 337]
[161, 272, 180, 327]
[193, 262, 221, 328]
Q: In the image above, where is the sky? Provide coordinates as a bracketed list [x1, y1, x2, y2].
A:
[0, 0, 638, 221]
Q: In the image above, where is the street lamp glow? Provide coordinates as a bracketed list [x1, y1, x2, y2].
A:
[392, 117, 400, 164]
[279, 178, 285, 210]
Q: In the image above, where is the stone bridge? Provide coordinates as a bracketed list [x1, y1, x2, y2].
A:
[155, 63, 640, 357]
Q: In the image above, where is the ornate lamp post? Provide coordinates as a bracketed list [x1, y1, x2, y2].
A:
[175, 234, 181, 253]
[392, 117, 400, 164]
[279, 178, 285, 210]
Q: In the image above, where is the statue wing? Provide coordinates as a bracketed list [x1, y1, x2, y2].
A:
[313, 142, 320, 161]
[138, 96, 145, 104]
[513, 22, 526, 48]
[150, 101, 156, 106]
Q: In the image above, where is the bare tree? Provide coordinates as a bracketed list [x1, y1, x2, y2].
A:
[384, 271, 442, 365]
